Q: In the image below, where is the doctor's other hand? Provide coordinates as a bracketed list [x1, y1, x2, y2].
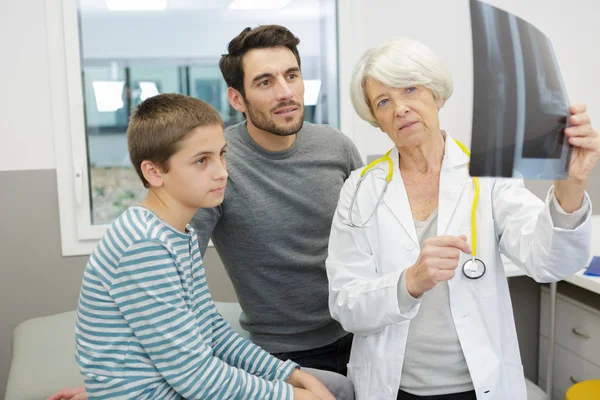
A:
[406, 235, 471, 298]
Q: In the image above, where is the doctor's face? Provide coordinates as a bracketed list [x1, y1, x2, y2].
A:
[365, 78, 443, 149]
[240, 46, 305, 136]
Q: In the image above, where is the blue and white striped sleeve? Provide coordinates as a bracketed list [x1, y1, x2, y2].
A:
[210, 312, 299, 381]
[110, 240, 294, 400]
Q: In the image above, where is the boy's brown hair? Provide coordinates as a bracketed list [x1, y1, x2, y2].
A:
[219, 25, 301, 98]
[127, 93, 223, 188]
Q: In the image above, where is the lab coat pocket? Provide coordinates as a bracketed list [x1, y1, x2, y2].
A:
[459, 220, 498, 298]
[347, 363, 371, 400]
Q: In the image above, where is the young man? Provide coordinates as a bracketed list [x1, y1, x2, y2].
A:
[65, 94, 341, 400]
[191, 25, 363, 375]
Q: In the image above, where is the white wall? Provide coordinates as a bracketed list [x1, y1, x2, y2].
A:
[80, 11, 324, 60]
[2, 0, 599, 171]
[338, 0, 600, 161]
[0, 0, 56, 172]
[0, 2, 329, 172]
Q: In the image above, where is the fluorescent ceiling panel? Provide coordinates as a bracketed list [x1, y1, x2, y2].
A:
[139, 81, 160, 101]
[228, 0, 292, 10]
[92, 81, 125, 112]
[105, 0, 168, 11]
[303, 79, 321, 106]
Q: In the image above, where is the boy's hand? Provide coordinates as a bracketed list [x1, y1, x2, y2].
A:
[46, 386, 87, 400]
[293, 387, 321, 400]
[287, 369, 336, 400]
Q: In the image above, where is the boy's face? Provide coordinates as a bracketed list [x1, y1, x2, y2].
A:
[240, 46, 305, 136]
[161, 124, 228, 210]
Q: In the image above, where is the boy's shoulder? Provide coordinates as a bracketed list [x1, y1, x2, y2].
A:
[112, 205, 152, 234]
[102, 206, 173, 253]
[88, 206, 186, 284]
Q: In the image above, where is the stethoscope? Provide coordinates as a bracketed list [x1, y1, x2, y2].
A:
[347, 139, 486, 280]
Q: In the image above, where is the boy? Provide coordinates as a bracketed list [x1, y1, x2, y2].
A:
[73, 94, 337, 399]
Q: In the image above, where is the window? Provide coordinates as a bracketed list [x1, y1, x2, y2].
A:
[52, 0, 340, 255]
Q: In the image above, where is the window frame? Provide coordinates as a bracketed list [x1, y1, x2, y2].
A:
[50, 0, 355, 256]
[50, 0, 101, 255]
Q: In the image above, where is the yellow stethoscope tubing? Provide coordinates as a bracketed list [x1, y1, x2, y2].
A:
[348, 150, 394, 228]
[360, 149, 394, 181]
[353, 139, 480, 259]
[452, 139, 480, 260]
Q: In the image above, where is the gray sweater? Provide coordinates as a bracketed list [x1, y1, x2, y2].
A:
[191, 121, 363, 353]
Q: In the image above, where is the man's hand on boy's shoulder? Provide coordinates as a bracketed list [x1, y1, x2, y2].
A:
[46, 385, 87, 400]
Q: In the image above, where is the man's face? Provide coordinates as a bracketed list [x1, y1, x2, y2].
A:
[240, 46, 305, 136]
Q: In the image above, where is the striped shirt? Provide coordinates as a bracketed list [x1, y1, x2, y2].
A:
[75, 206, 297, 399]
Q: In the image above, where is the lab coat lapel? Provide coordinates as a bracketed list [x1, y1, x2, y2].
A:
[438, 135, 471, 236]
[381, 148, 419, 246]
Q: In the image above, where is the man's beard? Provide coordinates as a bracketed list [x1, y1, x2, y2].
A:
[245, 100, 304, 136]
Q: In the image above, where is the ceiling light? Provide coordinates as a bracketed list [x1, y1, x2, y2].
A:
[138, 82, 160, 101]
[304, 79, 321, 106]
[105, 0, 168, 11]
[228, 0, 292, 10]
[92, 81, 125, 112]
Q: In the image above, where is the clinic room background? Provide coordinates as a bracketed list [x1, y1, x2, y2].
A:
[1, 0, 599, 398]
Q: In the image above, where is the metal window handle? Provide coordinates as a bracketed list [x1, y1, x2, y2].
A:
[572, 328, 591, 339]
[570, 375, 580, 384]
[74, 166, 83, 205]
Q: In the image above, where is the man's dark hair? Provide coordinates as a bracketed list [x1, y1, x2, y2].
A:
[219, 25, 301, 97]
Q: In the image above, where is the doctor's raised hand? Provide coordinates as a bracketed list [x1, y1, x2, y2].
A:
[554, 103, 600, 212]
[326, 37, 595, 400]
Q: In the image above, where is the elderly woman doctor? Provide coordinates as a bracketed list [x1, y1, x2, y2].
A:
[326, 38, 600, 400]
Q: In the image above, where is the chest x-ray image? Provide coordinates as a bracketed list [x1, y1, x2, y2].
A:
[469, 0, 572, 179]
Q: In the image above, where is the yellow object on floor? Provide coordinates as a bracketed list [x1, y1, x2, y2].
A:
[565, 380, 600, 400]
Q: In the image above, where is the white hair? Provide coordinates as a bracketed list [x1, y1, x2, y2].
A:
[350, 37, 454, 127]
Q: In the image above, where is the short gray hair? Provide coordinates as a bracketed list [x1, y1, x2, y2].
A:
[350, 38, 454, 127]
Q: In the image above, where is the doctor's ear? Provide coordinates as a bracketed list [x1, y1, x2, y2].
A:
[227, 87, 247, 114]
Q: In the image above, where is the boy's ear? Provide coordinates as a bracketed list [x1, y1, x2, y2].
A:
[227, 87, 247, 113]
[141, 160, 164, 188]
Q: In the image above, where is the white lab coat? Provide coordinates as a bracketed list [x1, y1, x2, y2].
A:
[326, 135, 592, 400]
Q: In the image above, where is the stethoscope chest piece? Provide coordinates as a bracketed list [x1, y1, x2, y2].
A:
[462, 258, 486, 279]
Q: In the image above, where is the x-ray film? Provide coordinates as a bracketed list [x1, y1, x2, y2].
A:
[469, 0, 572, 179]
